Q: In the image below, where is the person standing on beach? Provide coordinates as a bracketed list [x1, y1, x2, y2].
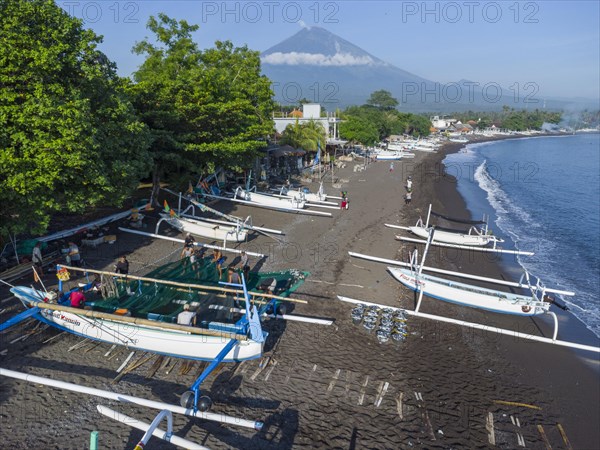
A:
[404, 191, 412, 205]
[184, 233, 195, 249]
[240, 251, 250, 281]
[114, 256, 129, 275]
[390, 161, 394, 172]
[32, 242, 43, 277]
[67, 241, 81, 267]
[212, 249, 225, 279]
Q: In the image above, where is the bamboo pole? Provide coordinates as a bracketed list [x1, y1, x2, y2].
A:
[58, 265, 307, 304]
[32, 301, 247, 341]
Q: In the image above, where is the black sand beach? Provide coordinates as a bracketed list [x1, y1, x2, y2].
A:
[0, 139, 598, 449]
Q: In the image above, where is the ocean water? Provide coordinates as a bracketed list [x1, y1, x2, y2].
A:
[444, 134, 600, 337]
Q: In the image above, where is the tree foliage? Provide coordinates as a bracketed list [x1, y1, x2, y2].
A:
[0, 0, 150, 239]
[280, 120, 326, 151]
[366, 90, 399, 110]
[338, 116, 379, 145]
[340, 102, 430, 142]
[130, 14, 275, 199]
[450, 107, 563, 131]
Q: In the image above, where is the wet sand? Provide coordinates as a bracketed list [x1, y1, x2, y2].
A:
[0, 140, 599, 449]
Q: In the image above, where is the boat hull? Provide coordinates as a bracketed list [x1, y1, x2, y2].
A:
[11, 287, 263, 362]
[237, 190, 306, 209]
[388, 268, 549, 316]
[409, 226, 495, 246]
[160, 214, 247, 242]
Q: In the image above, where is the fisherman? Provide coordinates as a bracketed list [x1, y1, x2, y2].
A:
[227, 266, 241, 285]
[114, 256, 129, 275]
[69, 287, 86, 308]
[184, 233, 195, 249]
[177, 304, 196, 326]
[227, 266, 242, 308]
[240, 251, 250, 280]
[32, 242, 43, 277]
[181, 244, 193, 269]
[67, 241, 81, 267]
[212, 249, 225, 279]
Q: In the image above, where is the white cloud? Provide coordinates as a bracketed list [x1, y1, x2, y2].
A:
[262, 51, 376, 67]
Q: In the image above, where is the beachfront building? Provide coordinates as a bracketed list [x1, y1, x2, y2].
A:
[273, 103, 343, 143]
[430, 115, 457, 131]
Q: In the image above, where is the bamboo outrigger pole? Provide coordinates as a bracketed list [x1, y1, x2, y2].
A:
[32, 301, 248, 340]
[58, 265, 307, 304]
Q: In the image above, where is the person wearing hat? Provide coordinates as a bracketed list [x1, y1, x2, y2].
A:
[177, 304, 196, 326]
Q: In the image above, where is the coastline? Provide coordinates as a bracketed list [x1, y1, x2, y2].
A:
[0, 136, 598, 449]
[413, 136, 600, 448]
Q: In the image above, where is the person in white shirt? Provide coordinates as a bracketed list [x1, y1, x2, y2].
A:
[32, 242, 43, 276]
[177, 304, 196, 326]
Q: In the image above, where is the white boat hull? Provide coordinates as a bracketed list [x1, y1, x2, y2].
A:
[387, 268, 549, 316]
[236, 189, 306, 209]
[160, 214, 247, 242]
[376, 151, 403, 161]
[409, 226, 496, 247]
[11, 287, 263, 362]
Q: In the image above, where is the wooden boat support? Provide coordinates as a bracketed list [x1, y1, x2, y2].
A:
[31, 300, 248, 341]
[118, 227, 266, 258]
[57, 265, 308, 304]
[0, 368, 264, 431]
[337, 296, 600, 353]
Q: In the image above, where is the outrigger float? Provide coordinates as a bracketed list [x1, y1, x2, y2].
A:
[349, 227, 578, 338]
[1, 257, 332, 445]
[385, 204, 534, 256]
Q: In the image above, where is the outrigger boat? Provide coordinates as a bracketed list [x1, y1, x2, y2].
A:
[158, 213, 248, 244]
[274, 182, 340, 206]
[385, 204, 527, 255]
[349, 228, 576, 336]
[0, 257, 327, 414]
[162, 187, 284, 238]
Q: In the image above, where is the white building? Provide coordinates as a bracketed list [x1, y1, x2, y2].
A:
[273, 103, 342, 143]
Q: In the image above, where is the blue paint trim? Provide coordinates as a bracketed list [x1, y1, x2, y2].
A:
[0, 307, 40, 332]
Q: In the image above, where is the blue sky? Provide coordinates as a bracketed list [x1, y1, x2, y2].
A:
[60, 1, 600, 99]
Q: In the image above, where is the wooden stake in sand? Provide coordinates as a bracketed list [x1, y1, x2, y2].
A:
[493, 400, 541, 410]
[486, 412, 496, 445]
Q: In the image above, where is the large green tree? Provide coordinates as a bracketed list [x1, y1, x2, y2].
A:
[366, 90, 399, 110]
[0, 0, 151, 239]
[339, 116, 379, 145]
[130, 14, 275, 201]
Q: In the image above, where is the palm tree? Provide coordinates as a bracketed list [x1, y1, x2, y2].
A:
[280, 119, 326, 151]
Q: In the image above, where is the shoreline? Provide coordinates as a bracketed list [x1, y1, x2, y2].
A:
[0, 135, 598, 449]
[410, 135, 600, 448]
